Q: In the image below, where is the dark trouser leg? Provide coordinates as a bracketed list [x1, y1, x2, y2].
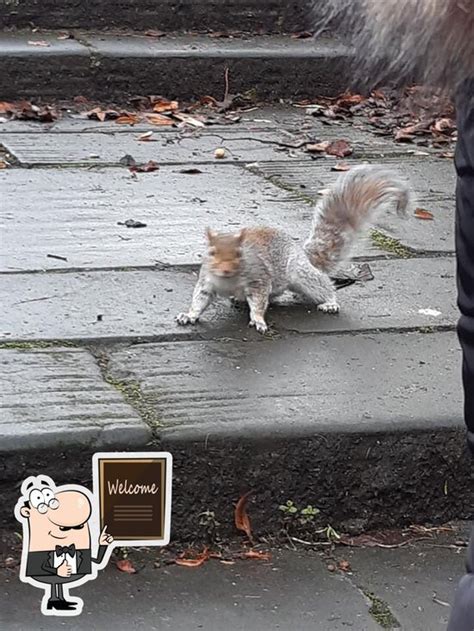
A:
[56, 583, 64, 600]
[447, 80, 474, 631]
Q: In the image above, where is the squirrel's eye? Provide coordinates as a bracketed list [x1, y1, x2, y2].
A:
[208, 248, 216, 256]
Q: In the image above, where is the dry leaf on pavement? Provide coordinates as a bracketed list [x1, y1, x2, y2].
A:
[116, 113, 141, 125]
[153, 99, 179, 113]
[137, 131, 155, 142]
[415, 208, 434, 220]
[116, 559, 137, 574]
[0, 161, 8, 169]
[145, 113, 175, 126]
[144, 30, 166, 37]
[175, 547, 210, 568]
[172, 112, 206, 128]
[325, 140, 353, 158]
[331, 162, 351, 171]
[129, 160, 159, 173]
[338, 560, 351, 572]
[306, 141, 330, 153]
[241, 550, 272, 561]
[234, 492, 254, 543]
[28, 40, 51, 47]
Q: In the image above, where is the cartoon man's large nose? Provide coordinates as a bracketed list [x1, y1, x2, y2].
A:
[49, 490, 91, 526]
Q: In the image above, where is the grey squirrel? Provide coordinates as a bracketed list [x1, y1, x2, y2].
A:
[176, 165, 410, 333]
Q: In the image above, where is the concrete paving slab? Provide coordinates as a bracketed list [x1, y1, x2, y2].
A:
[1, 163, 438, 272]
[250, 157, 457, 253]
[1, 130, 306, 166]
[1, 119, 416, 164]
[106, 331, 462, 444]
[336, 543, 464, 631]
[0, 258, 457, 342]
[2, 164, 389, 272]
[0, 347, 150, 451]
[0, 550, 380, 631]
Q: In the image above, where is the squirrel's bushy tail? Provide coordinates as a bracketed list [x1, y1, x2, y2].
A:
[304, 165, 410, 273]
[311, 0, 474, 88]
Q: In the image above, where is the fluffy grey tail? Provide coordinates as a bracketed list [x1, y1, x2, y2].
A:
[304, 165, 410, 273]
[310, 0, 474, 88]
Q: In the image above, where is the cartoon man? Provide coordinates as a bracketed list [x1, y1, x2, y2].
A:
[15, 475, 114, 616]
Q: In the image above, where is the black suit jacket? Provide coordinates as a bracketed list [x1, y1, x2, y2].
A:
[26, 546, 107, 578]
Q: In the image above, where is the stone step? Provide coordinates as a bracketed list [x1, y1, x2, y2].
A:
[0, 31, 350, 100]
[0, 0, 310, 33]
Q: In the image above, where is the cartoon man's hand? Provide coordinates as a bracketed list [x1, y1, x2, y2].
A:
[99, 525, 114, 546]
[57, 560, 72, 577]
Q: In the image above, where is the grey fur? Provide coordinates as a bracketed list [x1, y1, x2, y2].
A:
[176, 165, 410, 333]
[312, 0, 474, 88]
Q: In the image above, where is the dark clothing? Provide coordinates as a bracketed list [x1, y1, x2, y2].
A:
[447, 81, 474, 631]
[26, 545, 107, 579]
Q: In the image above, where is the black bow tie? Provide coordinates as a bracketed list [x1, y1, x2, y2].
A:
[55, 544, 76, 557]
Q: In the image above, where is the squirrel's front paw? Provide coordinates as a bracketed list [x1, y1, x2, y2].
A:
[317, 301, 340, 314]
[176, 312, 198, 326]
[249, 318, 268, 334]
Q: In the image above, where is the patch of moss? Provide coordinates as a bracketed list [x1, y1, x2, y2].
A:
[105, 376, 162, 430]
[370, 229, 414, 258]
[364, 591, 400, 629]
[0, 340, 77, 350]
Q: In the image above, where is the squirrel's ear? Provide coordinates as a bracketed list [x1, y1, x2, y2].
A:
[237, 228, 246, 244]
[205, 227, 216, 243]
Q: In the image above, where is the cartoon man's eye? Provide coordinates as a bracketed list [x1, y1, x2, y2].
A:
[42, 488, 55, 503]
[29, 490, 45, 509]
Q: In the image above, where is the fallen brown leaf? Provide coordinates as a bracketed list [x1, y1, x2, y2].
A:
[200, 95, 219, 107]
[116, 559, 137, 574]
[129, 160, 159, 173]
[153, 99, 179, 113]
[336, 92, 366, 108]
[173, 112, 206, 128]
[235, 492, 254, 543]
[325, 139, 353, 158]
[338, 560, 351, 572]
[116, 113, 141, 125]
[331, 162, 351, 171]
[144, 30, 166, 37]
[415, 208, 434, 220]
[28, 40, 51, 47]
[175, 547, 210, 568]
[85, 107, 119, 122]
[306, 141, 330, 153]
[137, 131, 155, 142]
[0, 160, 8, 169]
[241, 550, 271, 561]
[432, 117, 456, 134]
[145, 113, 175, 126]
[439, 151, 455, 159]
[291, 31, 313, 39]
[0, 101, 15, 114]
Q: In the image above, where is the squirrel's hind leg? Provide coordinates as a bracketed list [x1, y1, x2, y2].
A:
[288, 256, 340, 314]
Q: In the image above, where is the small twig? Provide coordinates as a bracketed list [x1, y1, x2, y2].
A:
[290, 536, 333, 546]
[201, 132, 309, 150]
[223, 66, 230, 103]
